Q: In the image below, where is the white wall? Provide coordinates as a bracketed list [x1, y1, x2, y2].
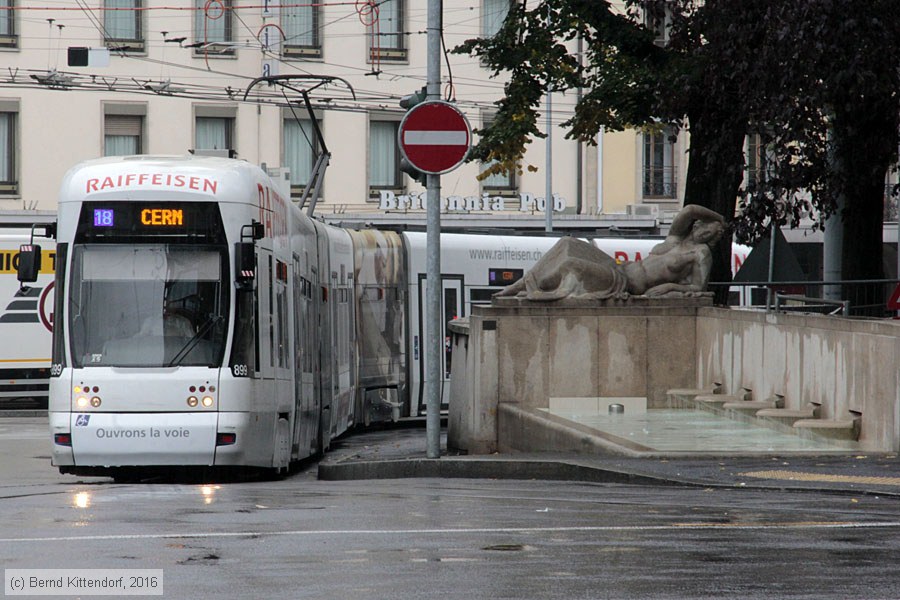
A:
[697, 308, 900, 451]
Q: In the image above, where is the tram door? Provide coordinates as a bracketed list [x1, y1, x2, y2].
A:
[416, 275, 464, 415]
[260, 249, 291, 466]
[291, 253, 317, 459]
[256, 250, 276, 397]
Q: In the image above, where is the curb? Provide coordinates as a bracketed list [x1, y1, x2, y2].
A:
[317, 455, 900, 498]
[318, 457, 681, 486]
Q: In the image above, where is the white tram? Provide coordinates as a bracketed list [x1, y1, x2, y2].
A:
[0, 225, 56, 405]
[18, 155, 748, 476]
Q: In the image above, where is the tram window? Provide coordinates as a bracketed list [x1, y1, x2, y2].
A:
[276, 285, 287, 368]
[230, 245, 258, 377]
[301, 279, 312, 373]
[292, 259, 303, 373]
[253, 269, 260, 372]
[268, 255, 275, 368]
[51, 243, 69, 371]
[68, 245, 227, 368]
[444, 287, 458, 378]
[229, 286, 257, 377]
[470, 288, 501, 304]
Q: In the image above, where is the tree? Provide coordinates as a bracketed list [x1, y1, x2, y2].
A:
[734, 0, 900, 282]
[455, 0, 767, 299]
[457, 0, 900, 290]
[454, 1, 666, 179]
[660, 0, 769, 290]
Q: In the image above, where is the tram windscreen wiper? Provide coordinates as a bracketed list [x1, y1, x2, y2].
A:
[167, 314, 223, 367]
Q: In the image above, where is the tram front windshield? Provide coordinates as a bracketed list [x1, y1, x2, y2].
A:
[69, 244, 228, 368]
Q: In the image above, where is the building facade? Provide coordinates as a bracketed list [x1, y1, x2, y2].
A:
[0, 1, 687, 228]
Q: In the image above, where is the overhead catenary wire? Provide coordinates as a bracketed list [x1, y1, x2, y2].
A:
[4, 0, 582, 128]
[11, 5, 502, 79]
[0, 3, 367, 12]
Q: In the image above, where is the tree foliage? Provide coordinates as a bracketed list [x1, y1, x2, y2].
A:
[454, 0, 667, 180]
[455, 0, 900, 283]
[734, 0, 900, 280]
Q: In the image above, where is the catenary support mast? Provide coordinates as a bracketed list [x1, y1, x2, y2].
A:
[425, 0, 442, 459]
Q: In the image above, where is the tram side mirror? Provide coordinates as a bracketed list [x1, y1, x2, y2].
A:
[17, 244, 41, 283]
[235, 220, 263, 287]
[235, 242, 256, 286]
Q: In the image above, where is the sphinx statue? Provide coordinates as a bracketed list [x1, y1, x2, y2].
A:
[496, 204, 726, 301]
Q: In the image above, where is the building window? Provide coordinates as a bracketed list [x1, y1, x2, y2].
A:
[282, 4, 321, 58]
[104, 114, 143, 156]
[369, 120, 401, 194]
[104, 0, 143, 52]
[284, 117, 317, 197]
[643, 1, 671, 46]
[369, 0, 406, 62]
[0, 0, 16, 48]
[196, 117, 234, 152]
[642, 129, 676, 199]
[194, 0, 233, 55]
[745, 133, 770, 188]
[482, 0, 511, 38]
[480, 117, 517, 195]
[885, 176, 899, 223]
[481, 161, 517, 196]
[0, 110, 16, 195]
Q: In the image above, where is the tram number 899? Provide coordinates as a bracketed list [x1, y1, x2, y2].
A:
[232, 364, 249, 377]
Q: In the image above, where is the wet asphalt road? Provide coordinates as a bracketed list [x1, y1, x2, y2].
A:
[2, 418, 900, 599]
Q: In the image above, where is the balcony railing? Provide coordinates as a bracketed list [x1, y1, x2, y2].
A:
[710, 279, 900, 318]
[884, 183, 898, 222]
[642, 166, 678, 198]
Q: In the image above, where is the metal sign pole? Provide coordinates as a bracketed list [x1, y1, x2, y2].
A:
[545, 4, 553, 233]
[545, 88, 553, 233]
[425, 0, 442, 459]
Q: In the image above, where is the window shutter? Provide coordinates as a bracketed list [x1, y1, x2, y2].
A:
[105, 114, 142, 137]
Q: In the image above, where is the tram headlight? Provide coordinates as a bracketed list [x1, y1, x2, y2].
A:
[187, 396, 199, 408]
[201, 396, 214, 408]
[90, 397, 102, 407]
[75, 396, 89, 409]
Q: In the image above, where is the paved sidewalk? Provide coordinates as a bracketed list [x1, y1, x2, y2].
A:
[318, 425, 900, 497]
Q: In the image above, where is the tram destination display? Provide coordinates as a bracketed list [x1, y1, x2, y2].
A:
[76, 202, 226, 243]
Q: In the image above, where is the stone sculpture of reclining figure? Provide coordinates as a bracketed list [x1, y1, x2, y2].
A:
[496, 204, 726, 301]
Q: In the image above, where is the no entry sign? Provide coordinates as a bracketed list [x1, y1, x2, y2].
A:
[398, 101, 471, 175]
